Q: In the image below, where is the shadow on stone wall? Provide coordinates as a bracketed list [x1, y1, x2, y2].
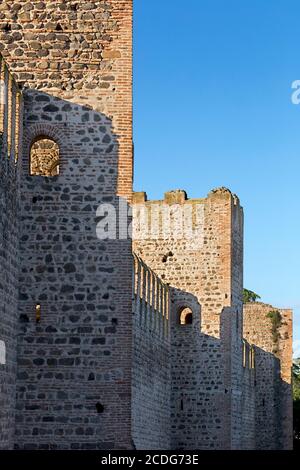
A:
[169, 289, 240, 449]
[14, 90, 133, 450]
[0, 107, 20, 451]
[154, 286, 293, 450]
[1, 90, 292, 450]
[253, 345, 292, 450]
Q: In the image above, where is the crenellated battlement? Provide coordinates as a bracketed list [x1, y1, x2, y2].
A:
[133, 253, 170, 339]
[133, 187, 241, 205]
[0, 53, 23, 181]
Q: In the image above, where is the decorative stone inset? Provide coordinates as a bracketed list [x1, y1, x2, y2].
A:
[30, 138, 60, 176]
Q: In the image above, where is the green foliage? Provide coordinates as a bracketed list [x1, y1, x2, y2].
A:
[266, 310, 282, 348]
[293, 362, 300, 401]
[243, 288, 261, 303]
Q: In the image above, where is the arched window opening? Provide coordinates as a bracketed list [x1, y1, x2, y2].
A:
[250, 346, 255, 370]
[36, 303, 41, 324]
[242, 340, 247, 368]
[30, 137, 60, 176]
[179, 307, 193, 325]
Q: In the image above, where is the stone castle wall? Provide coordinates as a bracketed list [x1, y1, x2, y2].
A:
[132, 188, 245, 449]
[170, 289, 204, 449]
[0, 2, 293, 451]
[243, 303, 293, 449]
[0, 53, 23, 449]
[132, 255, 171, 450]
[240, 340, 256, 449]
[228, 188, 244, 448]
[0, 0, 133, 198]
[0, 1, 133, 449]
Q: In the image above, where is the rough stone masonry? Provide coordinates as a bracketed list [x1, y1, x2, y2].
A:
[0, 1, 293, 450]
[0, 0, 133, 450]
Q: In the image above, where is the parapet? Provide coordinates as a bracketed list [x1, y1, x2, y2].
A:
[132, 187, 241, 206]
[133, 190, 188, 205]
[164, 190, 187, 204]
[132, 253, 170, 340]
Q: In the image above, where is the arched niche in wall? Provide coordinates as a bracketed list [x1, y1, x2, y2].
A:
[30, 136, 60, 176]
[179, 306, 193, 325]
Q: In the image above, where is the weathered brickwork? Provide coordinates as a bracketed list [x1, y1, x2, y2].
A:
[132, 255, 171, 450]
[0, 2, 293, 451]
[0, 1, 133, 450]
[132, 188, 245, 449]
[0, 0, 133, 198]
[243, 303, 293, 449]
[0, 53, 23, 449]
[132, 190, 292, 450]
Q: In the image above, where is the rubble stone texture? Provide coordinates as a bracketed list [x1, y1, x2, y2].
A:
[243, 303, 293, 449]
[0, 0, 133, 450]
[0, 1, 293, 450]
[132, 190, 293, 450]
[0, 55, 23, 450]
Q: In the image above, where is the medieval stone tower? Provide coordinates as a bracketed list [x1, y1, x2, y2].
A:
[131, 190, 292, 450]
[132, 189, 245, 449]
[0, 0, 133, 450]
[0, 1, 293, 451]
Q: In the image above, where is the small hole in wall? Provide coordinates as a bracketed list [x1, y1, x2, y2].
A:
[162, 251, 174, 263]
[111, 318, 118, 325]
[70, 3, 78, 11]
[32, 197, 38, 204]
[95, 402, 104, 414]
[56, 23, 63, 31]
[4, 23, 11, 32]
[180, 399, 184, 411]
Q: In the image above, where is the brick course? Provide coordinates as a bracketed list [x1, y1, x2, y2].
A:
[0, 1, 293, 450]
[0, 0, 133, 450]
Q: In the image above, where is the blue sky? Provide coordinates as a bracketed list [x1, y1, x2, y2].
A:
[133, 0, 300, 356]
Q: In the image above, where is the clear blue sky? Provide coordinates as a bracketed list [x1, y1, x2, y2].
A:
[133, 0, 300, 356]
